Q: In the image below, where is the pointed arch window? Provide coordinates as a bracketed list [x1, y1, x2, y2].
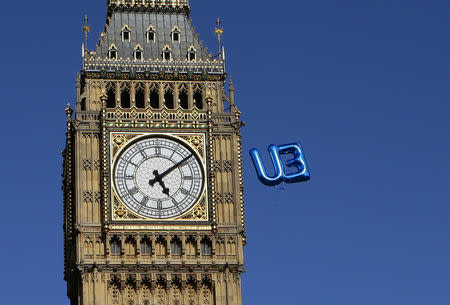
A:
[162, 46, 172, 61]
[134, 45, 144, 60]
[122, 25, 131, 42]
[187, 46, 197, 61]
[106, 87, 116, 108]
[150, 88, 160, 109]
[141, 237, 151, 255]
[110, 236, 121, 256]
[121, 87, 131, 108]
[171, 236, 182, 256]
[201, 237, 212, 256]
[164, 89, 174, 109]
[146, 26, 156, 42]
[194, 90, 203, 109]
[135, 86, 145, 108]
[179, 90, 188, 109]
[108, 45, 118, 59]
[171, 27, 181, 42]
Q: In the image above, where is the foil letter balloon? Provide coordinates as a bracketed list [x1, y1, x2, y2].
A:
[249, 145, 284, 186]
[250, 143, 310, 186]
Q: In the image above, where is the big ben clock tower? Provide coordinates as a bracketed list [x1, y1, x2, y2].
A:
[62, 1, 246, 304]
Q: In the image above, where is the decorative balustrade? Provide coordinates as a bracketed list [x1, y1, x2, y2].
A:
[108, 0, 189, 8]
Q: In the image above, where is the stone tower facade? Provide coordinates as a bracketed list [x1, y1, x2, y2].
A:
[62, 1, 246, 304]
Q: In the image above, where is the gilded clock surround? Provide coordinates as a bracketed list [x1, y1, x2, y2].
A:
[110, 132, 209, 222]
[62, 1, 246, 305]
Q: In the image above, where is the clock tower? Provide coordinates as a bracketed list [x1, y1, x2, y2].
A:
[62, 1, 246, 304]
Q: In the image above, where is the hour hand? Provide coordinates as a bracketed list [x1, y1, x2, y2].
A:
[149, 170, 170, 196]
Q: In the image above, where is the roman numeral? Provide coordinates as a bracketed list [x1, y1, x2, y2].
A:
[180, 188, 189, 195]
[129, 187, 138, 195]
[171, 198, 179, 206]
[141, 196, 149, 206]
[155, 146, 161, 156]
[157, 200, 162, 210]
[140, 150, 148, 159]
[184, 176, 193, 180]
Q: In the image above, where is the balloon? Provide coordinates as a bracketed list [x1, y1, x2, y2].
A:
[249, 143, 310, 186]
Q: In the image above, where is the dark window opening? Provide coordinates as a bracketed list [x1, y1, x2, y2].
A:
[106, 89, 116, 108]
[201, 237, 212, 256]
[171, 237, 182, 256]
[123, 31, 130, 41]
[188, 51, 196, 61]
[179, 91, 188, 109]
[150, 89, 159, 109]
[135, 50, 143, 60]
[135, 89, 145, 108]
[121, 90, 131, 108]
[173, 32, 180, 42]
[164, 91, 174, 109]
[194, 91, 203, 109]
[163, 50, 171, 61]
[147, 31, 155, 41]
[109, 49, 117, 59]
[80, 98, 86, 111]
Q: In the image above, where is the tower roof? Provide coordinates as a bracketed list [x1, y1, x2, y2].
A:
[107, 0, 190, 14]
[82, 0, 224, 76]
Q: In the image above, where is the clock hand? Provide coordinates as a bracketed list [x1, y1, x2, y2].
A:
[149, 154, 193, 185]
[149, 170, 170, 196]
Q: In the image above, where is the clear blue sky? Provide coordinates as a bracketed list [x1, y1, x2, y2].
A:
[0, 0, 449, 304]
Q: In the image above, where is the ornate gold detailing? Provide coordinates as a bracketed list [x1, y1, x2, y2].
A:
[180, 197, 207, 221]
[111, 133, 141, 158]
[105, 106, 208, 129]
[178, 134, 204, 156]
[109, 132, 209, 223]
[113, 196, 144, 220]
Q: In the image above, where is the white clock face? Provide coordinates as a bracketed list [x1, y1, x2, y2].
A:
[113, 135, 205, 219]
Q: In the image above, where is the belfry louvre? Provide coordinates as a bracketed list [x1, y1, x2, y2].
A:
[62, 0, 246, 304]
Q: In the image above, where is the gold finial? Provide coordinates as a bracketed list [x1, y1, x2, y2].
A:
[65, 103, 73, 118]
[82, 14, 91, 48]
[215, 18, 224, 59]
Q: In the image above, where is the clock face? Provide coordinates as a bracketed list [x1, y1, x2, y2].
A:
[113, 135, 205, 219]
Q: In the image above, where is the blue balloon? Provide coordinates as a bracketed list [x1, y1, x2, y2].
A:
[249, 143, 310, 186]
[249, 145, 284, 186]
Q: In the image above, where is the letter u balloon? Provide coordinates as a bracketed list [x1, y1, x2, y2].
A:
[249, 143, 310, 186]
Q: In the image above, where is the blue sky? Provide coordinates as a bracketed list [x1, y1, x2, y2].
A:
[0, 0, 449, 304]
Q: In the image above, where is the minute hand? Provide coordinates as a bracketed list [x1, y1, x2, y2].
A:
[156, 154, 193, 181]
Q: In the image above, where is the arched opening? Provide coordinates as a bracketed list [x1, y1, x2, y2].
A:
[170, 236, 182, 256]
[141, 236, 151, 256]
[135, 88, 145, 108]
[186, 235, 196, 259]
[110, 236, 121, 256]
[194, 91, 203, 109]
[150, 89, 159, 109]
[121, 89, 131, 108]
[164, 90, 174, 109]
[179, 90, 188, 109]
[80, 98, 86, 111]
[201, 237, 212, 256]
[106, 88, 116, 108]
[162, 47, 172, 61]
